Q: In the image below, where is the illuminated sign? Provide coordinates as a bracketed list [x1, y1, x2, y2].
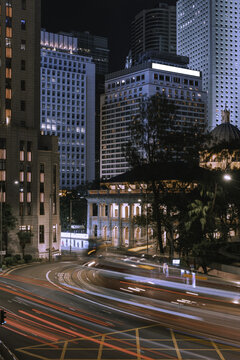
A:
[152, 63, 201, 77]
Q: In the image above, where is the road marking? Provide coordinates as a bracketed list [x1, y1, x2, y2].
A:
[97, 335, 105, 360]
[212, 340, 226, 360]
[136, 328, 141, 360]
[60, 341, 68, 360]
[171, 329, 182, 360]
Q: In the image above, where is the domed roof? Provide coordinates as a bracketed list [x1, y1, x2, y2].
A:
[211, 109, 240, 144]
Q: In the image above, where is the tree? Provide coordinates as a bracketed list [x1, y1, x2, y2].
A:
[182, 177, 240, 273]
[2, 203, 17, 254]
[125, 93, 208, 254]
[17, 231, 33, 258]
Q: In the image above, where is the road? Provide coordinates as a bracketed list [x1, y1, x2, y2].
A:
[0, 257, 239, 360]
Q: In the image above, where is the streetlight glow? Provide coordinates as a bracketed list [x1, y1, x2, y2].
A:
[223, 174, 232, 181]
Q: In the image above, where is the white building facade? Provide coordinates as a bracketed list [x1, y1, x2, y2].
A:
[100, 61, 206, 179]
[177, 0, 240, 130]
[40, 30, 96, 189]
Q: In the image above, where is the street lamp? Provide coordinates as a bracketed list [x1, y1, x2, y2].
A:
[223, 174, 232, 181]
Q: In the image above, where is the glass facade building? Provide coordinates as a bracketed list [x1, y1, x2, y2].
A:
[177, 0, 240, 130]
[40, 30, 96, 189]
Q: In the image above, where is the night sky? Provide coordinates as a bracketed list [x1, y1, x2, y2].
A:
[41, 0, 176, 71]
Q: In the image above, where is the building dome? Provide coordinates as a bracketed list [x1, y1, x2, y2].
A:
[211, 109, 240, 144]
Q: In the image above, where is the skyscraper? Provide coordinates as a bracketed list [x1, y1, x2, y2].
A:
[100, 59, 206, 179]
[177, 0, 240, 130]
[40, 30, 96, 189]
[130, 2, 176, 65]
[0, 1, 60, 258]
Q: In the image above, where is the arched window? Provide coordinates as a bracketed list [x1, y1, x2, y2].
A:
[125, 206, 129, 218]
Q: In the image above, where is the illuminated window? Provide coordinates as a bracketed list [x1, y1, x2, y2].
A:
[6, 68, 11, 78]
[0, 171, 6, 181]
[5, 109, 11, 124]
[27, 192, 31, 203]
[27, 172, 31, 182]
[27, 152, 31, 162]
[5, 47, 12, 58]
[40, 173, 44, 183]
[5, 89, 11, 99]
[20, 151, 24, 161]
[19, 191, 24, 203]
[0, 150, 6, 160]
[6, 27, 12, 38]
[6, 7, 12, 17]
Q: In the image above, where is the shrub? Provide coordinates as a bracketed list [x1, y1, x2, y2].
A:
[4, 256, 15, 267]
[17, 259, 25, 264]
[23, 254, 32, 263]
[14, 254, 21, 262]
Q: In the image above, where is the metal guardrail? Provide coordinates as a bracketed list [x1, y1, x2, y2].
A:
[0, 341, 19, 360]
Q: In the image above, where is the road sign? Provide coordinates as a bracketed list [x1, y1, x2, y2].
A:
[0, 251, 6, 255]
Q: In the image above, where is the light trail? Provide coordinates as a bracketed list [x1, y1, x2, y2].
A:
[119, 280, 239, 305]
[0, 284, 110, 327]
[55, 279, 202, 321]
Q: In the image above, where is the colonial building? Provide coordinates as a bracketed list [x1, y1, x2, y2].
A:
[87, 163, 207, 247]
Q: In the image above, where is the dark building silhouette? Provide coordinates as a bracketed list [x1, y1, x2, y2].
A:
[0, 0, 60, 258]
[130, 2, 176, 65]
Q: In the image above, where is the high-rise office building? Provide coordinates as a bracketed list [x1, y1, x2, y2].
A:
[70, 31, 110, 180]
[40, 30, 96, 189]
[70, 31, 109, 75]
[100, 59, 206, 179]
[177, 0, 240, 130]
[0, 1, 60, 258]
[130, 2, 176, 65]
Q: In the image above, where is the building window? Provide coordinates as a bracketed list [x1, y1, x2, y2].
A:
[21, 0, 26, 10]
[20, 100, 26, 111]
[21, 19, 26, 30]
[39, 225, 44, 243]
[21, 80, 25, 91]
[21, 39, 26, 51]
[21, 60, 26, 70]
[40, 202, 44, 215]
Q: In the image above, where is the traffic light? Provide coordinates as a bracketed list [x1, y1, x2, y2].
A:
[0, 310, 6, 325]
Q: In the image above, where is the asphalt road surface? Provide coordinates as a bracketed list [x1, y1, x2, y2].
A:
[0, 258, 239, 360]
